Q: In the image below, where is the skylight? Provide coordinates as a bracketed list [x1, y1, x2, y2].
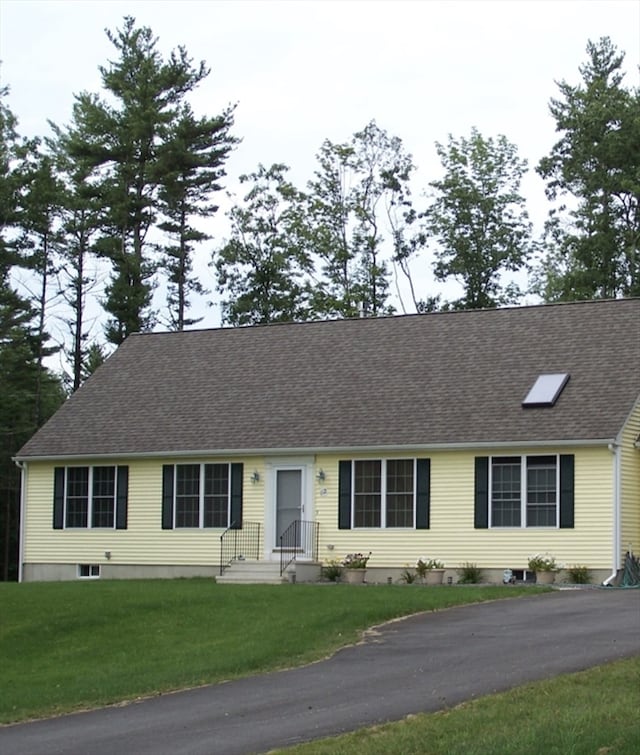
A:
[522, 373, 570, 408]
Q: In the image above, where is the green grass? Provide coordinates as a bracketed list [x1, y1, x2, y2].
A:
[273, 656, 640, 755]
[0, 580, 541, 723]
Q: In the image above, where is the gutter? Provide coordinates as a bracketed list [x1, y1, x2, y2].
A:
[602, 442, 621, 586]
[14, 437, 617, 464]
[13, 458, 26, 584]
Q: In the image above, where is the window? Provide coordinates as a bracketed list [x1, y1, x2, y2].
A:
[162, 463, 243, 531]
[352, 459, 416, 528]
[174, 463, 231, 528]
[490, 455, 558, 528]
[386, 459, 415, 527]
[54, 466, 128, 529]
[77, 564, 100, 579]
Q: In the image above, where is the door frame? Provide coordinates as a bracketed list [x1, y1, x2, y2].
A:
[264, 457, 314, 561]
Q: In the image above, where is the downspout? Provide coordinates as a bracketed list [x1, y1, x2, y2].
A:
[13, 459, 26, 583]
[602, 443, 621, 586]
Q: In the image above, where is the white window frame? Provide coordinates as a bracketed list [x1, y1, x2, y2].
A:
[489, 455, 560, 529]
[173, 463, 232, 529]
[351, 458, 417, 529]
[64, 466, 117, 529]
[77, 564, 100, 579]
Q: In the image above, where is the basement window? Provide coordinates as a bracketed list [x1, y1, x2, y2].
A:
[509, 569, 536, 583]
[522, 373, 569, 407]
[77, 564, 100, 579]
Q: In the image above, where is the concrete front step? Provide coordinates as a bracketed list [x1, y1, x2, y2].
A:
[217, 559, 288, 585]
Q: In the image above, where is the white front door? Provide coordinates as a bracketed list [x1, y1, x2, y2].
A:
[266, 459, 314, 560]
[276, 469, 303, 547]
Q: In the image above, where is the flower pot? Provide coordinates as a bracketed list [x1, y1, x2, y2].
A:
[425, 569, 445, 585]
[535, 570, 556, 585]
[343, 568, 366, 584]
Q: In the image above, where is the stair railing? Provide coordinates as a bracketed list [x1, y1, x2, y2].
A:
[219, 521, 262, 576]
[279, 520, 319, 576]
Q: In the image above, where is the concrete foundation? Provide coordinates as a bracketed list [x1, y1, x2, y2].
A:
[21, 562, 613, 586]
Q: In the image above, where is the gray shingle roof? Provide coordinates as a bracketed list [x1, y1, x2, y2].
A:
[17, 299, 640, 459]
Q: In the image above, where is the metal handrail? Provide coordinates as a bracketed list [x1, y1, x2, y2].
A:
[219, 521, 262, 576]
[279, 520, 319, 576]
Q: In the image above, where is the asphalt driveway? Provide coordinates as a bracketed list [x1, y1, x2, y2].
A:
[1, 589, 639, 755]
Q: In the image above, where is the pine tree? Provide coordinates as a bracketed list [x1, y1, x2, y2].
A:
[156, 103, 237, 330]
[0, 89, 65, 580]
[14, 145, 63, 422]
[47, 121, 105, 391]
[68, 17, 210, 344]
[536, 37, 640, 300]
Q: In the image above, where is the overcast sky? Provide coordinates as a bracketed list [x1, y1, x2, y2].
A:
[1, 0, 639, 332]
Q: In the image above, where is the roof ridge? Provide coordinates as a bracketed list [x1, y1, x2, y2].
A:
[128, 297, 639, 339]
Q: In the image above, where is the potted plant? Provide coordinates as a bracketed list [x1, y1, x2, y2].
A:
[528, 553, 558, 585]
[341, 552, 371, 584]
[416, 557, 446, 585]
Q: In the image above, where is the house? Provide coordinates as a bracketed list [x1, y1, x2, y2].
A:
[15, 299, 640, 584]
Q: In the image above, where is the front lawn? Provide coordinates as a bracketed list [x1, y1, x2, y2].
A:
[0, 580, 542, 723]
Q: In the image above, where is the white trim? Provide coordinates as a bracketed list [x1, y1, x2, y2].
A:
[13, 437, 617, 463]
[603, 443, 622, 585]
[615, 394, 640, 446]
[17, 460, 26, 583]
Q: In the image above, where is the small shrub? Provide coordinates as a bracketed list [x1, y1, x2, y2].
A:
[566, 564, 591, 584]
[322, 559, 343, 582]
[401, 567, 418, 584]
[457, 562, 483, 584]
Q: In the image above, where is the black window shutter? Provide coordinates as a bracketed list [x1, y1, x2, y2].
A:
[162, 465, 174, 529]
[53, 467, 65, 529]
[338, 460, 352, 529]
[230, 463, 243, 529]
[474, 457, 489, 529]
[115, 466, 129, 529]
[416, 458, 431, 529]
[559, 454, 575, 528]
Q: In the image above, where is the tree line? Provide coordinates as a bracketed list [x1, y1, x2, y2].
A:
[0, 19, 638, 579]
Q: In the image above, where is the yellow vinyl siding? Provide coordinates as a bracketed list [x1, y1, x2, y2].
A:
[620, 402, 640, 559]
[313, 447, 614, 570]
[23, 457, 265, 567]
[23, 445, 617, 572]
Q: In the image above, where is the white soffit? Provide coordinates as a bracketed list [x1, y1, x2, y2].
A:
[522, 373, 570, 408]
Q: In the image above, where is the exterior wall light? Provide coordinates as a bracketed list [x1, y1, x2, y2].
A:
[250, 470, 260, 484]
[316, 469, 326, 483]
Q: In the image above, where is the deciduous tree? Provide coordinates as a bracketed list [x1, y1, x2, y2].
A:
[425, 128, 534, 309]
[215, 164, 312, 325]
[306, 121, 416, 317]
